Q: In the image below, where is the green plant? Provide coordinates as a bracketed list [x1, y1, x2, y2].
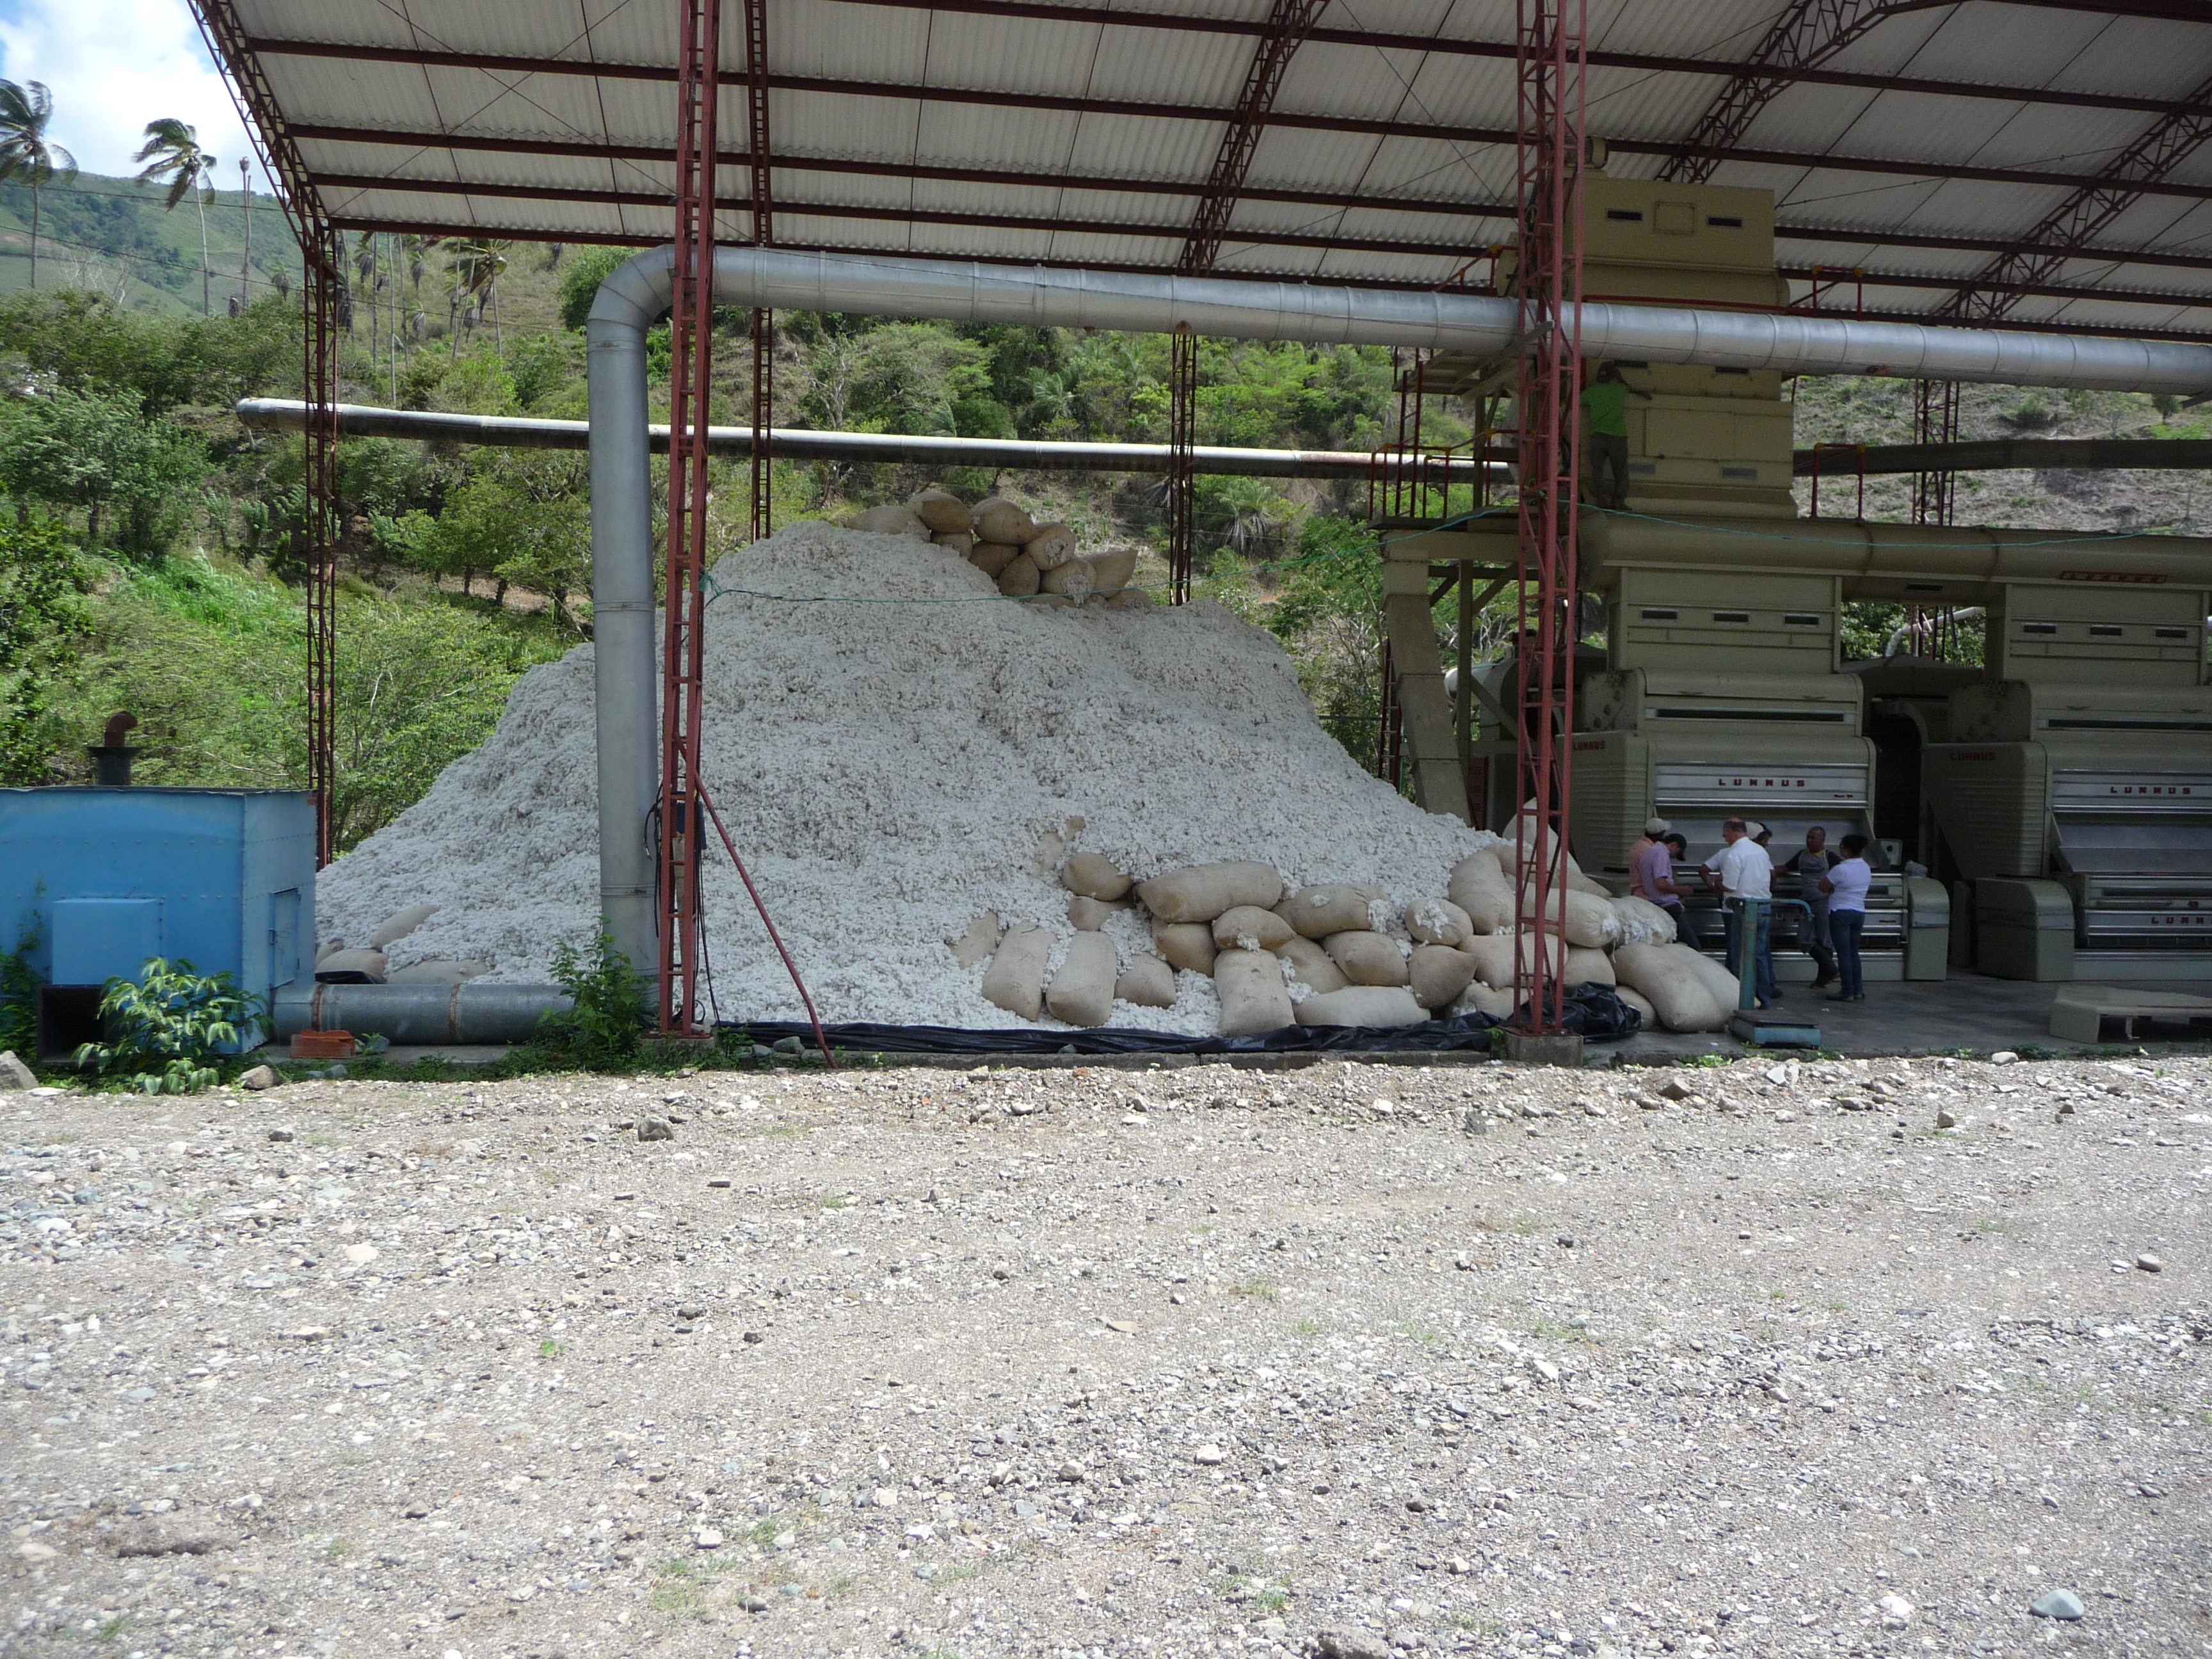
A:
[536, 928, 647, 1066]
[0, 520, 91, 780]
[538, 1338, 565, 1358]
[1, 908, 42, 1058]
[75, 956, 263, 1094]
[1229, 1277, 1277, 1301]
[322, 1536, 351, 1561]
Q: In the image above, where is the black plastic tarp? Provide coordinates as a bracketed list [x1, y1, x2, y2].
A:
[732, 984, 1639, 1056]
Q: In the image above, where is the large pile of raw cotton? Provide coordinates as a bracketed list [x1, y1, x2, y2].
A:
[318, 520, 1728, 1034]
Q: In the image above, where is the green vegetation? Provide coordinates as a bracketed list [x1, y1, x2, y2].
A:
[1, 911, 42, 1056]
[537, 929, 650, 1067]
[74, 956, 263, 1094]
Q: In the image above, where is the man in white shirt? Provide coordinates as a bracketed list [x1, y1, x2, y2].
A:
[1706, 817, 1778, 1007]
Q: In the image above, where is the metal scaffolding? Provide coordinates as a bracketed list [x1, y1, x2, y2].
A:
[655, 0, 722, 1037]
[1509, 0, 1586, 1038]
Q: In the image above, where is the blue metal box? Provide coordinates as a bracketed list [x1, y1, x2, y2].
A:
[1, 789, 317, 1029]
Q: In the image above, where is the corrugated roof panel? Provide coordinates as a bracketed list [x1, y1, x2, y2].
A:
[769, 88, 938, 159]
[1071, 23, 1258, 108]
[908, 103, 1103, 172]
[1059, 113, 1225, 183]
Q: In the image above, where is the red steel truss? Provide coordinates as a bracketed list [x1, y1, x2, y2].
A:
[744, 0, 775, 540]
[1935, 66, 2212, 325]
[656, 0, 723, 1036]
[1910, 378, 1959, 525]
[1509, 0, 1585, 1038]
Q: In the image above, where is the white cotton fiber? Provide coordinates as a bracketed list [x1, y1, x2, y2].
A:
[318, 521, 1500, 1030]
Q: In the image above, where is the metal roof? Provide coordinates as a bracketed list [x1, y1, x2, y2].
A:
[196, 0, 2212, 339]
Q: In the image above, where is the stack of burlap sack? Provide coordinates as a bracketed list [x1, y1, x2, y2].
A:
[952, 822, 1747, 1036]
[314, 904, 491, 987]
[848, 491, 1148, 608]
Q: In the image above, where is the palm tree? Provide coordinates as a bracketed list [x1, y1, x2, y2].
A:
[0, 81, 76, 291]
[133, 118, 219, 315]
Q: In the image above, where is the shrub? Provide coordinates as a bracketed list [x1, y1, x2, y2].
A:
[76, 957, 264, 1094]
[538, 929, 648, 1066]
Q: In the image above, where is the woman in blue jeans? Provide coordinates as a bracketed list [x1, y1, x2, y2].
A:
[1822, 833, 1873, 1001]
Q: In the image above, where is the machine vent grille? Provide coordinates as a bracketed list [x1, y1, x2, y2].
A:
[1783, 613, 1820, 626]
[1711, 611, 1751, 623]
[1639, 608, 1679, 621]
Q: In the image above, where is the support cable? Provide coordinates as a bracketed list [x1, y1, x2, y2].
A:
[693, 775, 836, 1068]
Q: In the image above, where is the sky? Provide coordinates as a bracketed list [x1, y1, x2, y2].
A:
[0, 0, 262, 186]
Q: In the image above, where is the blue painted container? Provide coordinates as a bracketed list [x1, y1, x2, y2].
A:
[0, 789, 317, 1043]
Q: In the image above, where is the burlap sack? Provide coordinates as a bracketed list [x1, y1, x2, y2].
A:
[1564, 945, 1615, 986]
[1212, 904, 1294, 952]
[1024, 523, 1078, 570]
[974, 497, 1038, 545]
[1136, 861, 1283, 924]
[947, 911, 1003, 968]
[910, 489, 974, 533]
[1276, 884, 1382, 939]
[1454, 981, 1517, 1019]
[979, 924, 1052, 1020]
[968, 541, 1021, 578]
[1295, 986, 1426, 1027]
[1114, 954, 1177, 1009]
[1062, 851, 1132, 901]
[996, 552, 1041, 597]
[1611, 942, 1731, 1032]
[1214, 948, 1294, 1036]
[1107, 586, 1153, 609]
[1276, 935, 1348, 996]
[1462, 931, 1564, 991]
[1614, 984, 1658, 1027]
[1088, 548, 1137, 595]
[1039, 557, 1094, 598]
[370, 903, 439, 949]
[1404, 898, 1473, 947]
[1067, 895, 1126, 931]
[1323, 931, 1410, 988]
[1516, 885, 1623, 949]
[1409, 944, 1479, 1009]
[1046, 932, 1118, 1027]
[1447, 855, 1514, 934]
[851, 504, 924, 536]
[1152, 921, 1217, 975]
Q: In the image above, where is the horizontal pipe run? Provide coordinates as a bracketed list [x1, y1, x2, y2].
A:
[680, 247, 2212, 394]
[234, 399, 1503, 481]
[269, 980, 572, 1045]
[241, 399, 2212, 480]
[1796, 436, 2212, 476]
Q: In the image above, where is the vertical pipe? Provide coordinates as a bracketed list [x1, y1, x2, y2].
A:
[587, 254, 670, 981]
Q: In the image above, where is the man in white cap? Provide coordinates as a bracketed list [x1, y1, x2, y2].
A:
[1706, 817, 1778, 1007]
[1627, 815, 1671, 899]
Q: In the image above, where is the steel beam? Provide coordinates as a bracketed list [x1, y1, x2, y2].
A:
[1936, 67, 2212, 325]
[1659, 1, 1917, 186]
[1511, 0, 1587, 1039]
[243, 15, 2209, 124]
[657, 0, 721, 1037]
[264, 70, 2212, 204]
[743, 0, 774, 540]
[300, 154, 2212, 283]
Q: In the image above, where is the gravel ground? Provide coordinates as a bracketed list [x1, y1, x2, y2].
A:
[3, 1053, 2206, 1659]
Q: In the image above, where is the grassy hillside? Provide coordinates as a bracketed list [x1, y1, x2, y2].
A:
[0, 171, 302, 315]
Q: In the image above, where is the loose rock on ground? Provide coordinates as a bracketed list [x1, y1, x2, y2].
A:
[1, 1052, 2205, 1658]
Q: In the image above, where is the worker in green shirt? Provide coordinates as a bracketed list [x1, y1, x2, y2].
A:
[1580, 362, 1649, 510]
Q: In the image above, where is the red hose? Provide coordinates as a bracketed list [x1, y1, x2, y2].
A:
[691, 777, 837, 1068]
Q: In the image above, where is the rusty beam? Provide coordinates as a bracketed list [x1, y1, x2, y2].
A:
[243, 13, 2211, 124]
[1178, 0, 1331, 273]
[262, 61, 2212, 202]
[1658, 0, 1919, 186]
[1936, 67, 2212, 324]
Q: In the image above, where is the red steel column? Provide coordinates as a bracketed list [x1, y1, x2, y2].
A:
[1167, 328, 1198, 602]
[657, 0, 722, 1036]
[303, 227, 342, 866]
[1509, 0, 1586, 1036]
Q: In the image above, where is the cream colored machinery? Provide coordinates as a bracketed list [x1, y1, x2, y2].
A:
[1391, 167, 2212, 986]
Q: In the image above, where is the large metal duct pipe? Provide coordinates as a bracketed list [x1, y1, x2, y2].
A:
[586, 245, 2212, 961]
[271, 980, 573, 1046]
[234, 397, 1500, 481]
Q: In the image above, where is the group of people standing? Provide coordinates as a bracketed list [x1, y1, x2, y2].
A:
[1627, 816, 1873, 1011]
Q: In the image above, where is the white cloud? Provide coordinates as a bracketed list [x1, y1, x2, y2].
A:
[0, 0, 257, 184]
